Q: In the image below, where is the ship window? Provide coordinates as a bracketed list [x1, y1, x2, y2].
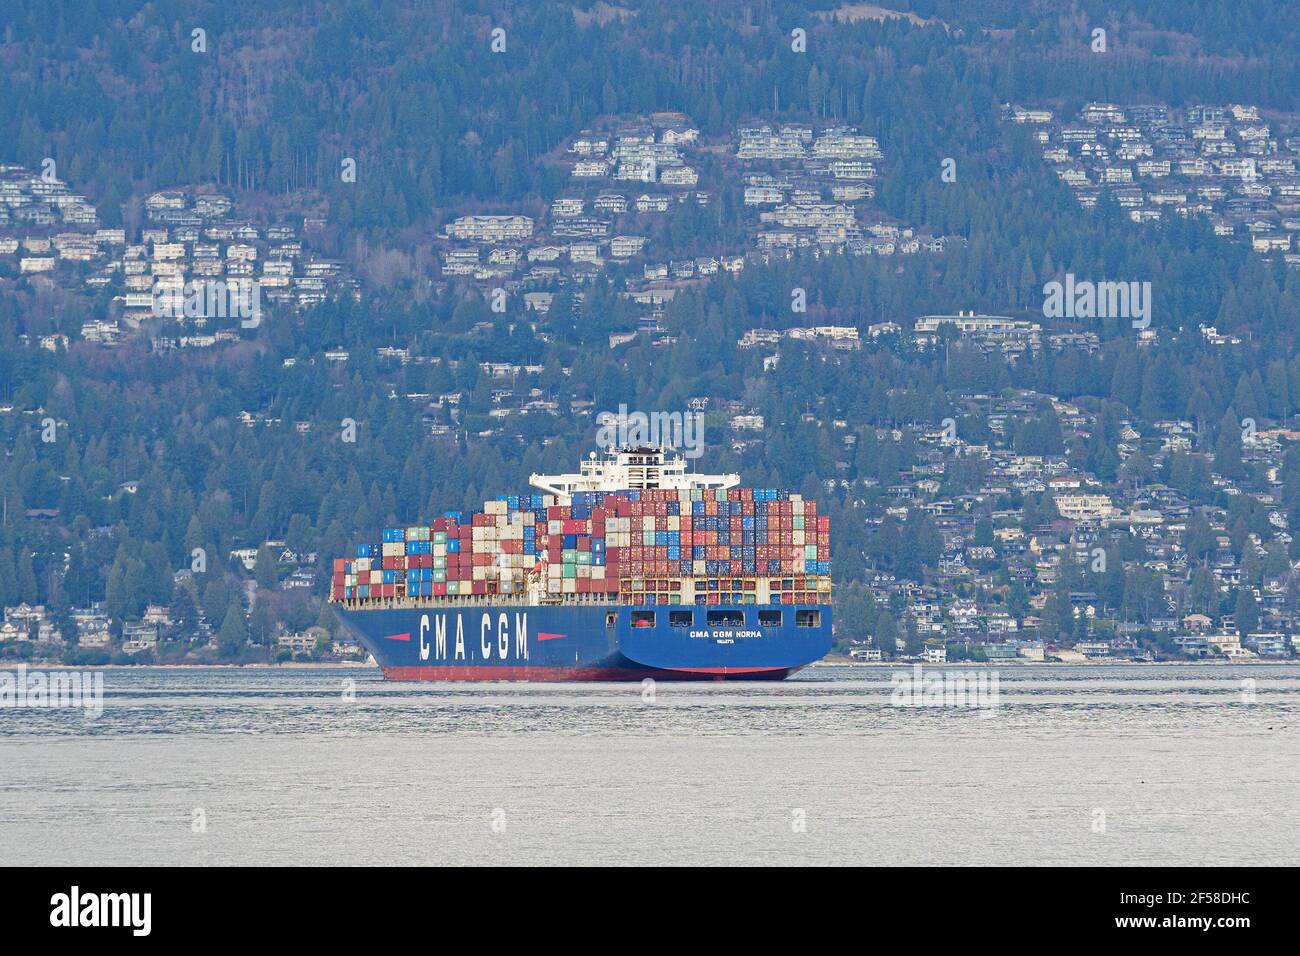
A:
[606, 612, 617, 628]
[631, 610, 656, 628]
[707, 610, 744, 627]
[669, 611, 693, 628]
[758, 610, 782, 628]
[796, 610, 821, 628]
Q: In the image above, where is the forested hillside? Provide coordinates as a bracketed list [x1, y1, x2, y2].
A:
[3, 1, 1300, 661]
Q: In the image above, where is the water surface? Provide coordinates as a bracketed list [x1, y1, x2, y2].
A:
[1, 663, 1296, 865]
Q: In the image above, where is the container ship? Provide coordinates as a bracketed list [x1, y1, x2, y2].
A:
[329, 446, 833, 680]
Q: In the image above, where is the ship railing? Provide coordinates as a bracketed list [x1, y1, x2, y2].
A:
[335, 593, 623, 611]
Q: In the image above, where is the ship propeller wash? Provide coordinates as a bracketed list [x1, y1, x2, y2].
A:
[330, 446, 833, 680]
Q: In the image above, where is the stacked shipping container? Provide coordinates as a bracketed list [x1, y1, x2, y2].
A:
[331, 487, 831, 607]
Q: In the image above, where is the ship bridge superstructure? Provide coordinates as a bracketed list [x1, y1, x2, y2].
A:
[529, 446, 739, 501]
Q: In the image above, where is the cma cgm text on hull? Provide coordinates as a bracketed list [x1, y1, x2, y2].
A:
[329, 446, 833, 680]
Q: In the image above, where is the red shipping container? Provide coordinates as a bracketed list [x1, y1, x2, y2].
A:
[433, 582, 447, 596]
[332, 573, 345, 586]
[333, 558, 348, 573]
[472, 581, 486, 595]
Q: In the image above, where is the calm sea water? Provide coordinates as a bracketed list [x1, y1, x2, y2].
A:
[1, 663, 1297, 866]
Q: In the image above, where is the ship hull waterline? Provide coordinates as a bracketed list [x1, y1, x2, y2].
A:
[334, 602, 833, 682]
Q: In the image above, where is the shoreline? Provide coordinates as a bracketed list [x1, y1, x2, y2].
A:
[0, 660, 370, 669]
[2, 658, 1295, 669]
[813, 657, 1298, 666]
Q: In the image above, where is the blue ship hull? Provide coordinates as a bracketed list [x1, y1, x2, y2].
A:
[333, 602, 832, 680]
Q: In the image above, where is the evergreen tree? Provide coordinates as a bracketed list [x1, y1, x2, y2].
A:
[217, 601, 249, 655]
[1234, 588, 1260, 638]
